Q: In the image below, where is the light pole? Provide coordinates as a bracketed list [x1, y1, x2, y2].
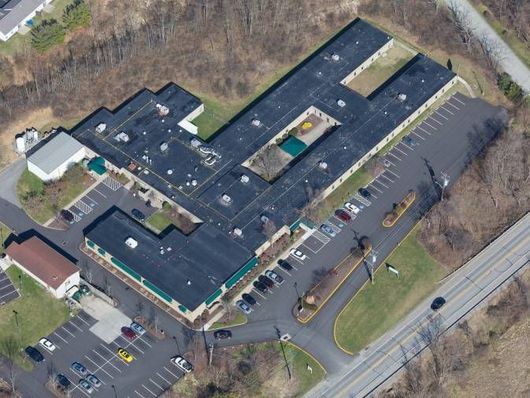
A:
[12, 310, 19, 329]
[435, 171, 450, 201]
[275, 326, 291, 380]
[111, 384, 118, 398]
[172, 335, 181, 354]
[370, 250, 378, 285]
[293, 282, 302, 312]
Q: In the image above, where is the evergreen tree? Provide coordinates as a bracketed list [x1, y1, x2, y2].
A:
[31, 19, 65, 52]
[63, 0, 92, 31]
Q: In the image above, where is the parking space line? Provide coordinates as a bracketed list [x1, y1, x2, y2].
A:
[380, 173, 394, 183]
[312, 231, 330, 244]
[385, 170, 399, 180]
[157, 372, 171, 384]
[142, 384, 157, 397]
[128, 343, 145, 355]
[423, 120, 437, 130]
[387, 151, 401, 161]
[412, 131, 426, 140]
[164, 366, 179, 378]
[252, 289, 267, 299]
[365, 189, 378, 199]
[276, 267, 292, 277]
[396, 143, 411, 153]
[374, 179, 389, 189]
[76, 314, 91, 326]
[137, 336, 152, 348]
[74, 384, 91, 398]
[429, 116, 443, 125]
[434, 110, 449, 120]
[61, 326, 76, 337]
[85, 195, 99, 205]
[440, 105, 454, 115]
[53, 331, 69, 344]
[135, 391, 147, 398]
[453, 96, 466, 105]
[149, 378, 163, 391]
[369, 183, 383, 193]
[417, 125, 432, 135]
[68, 319, 84, 332]
[92, 188, 107, 199]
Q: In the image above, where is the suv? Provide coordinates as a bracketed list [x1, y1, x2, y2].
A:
[253, 281, 268, 293]
[358, 188, 372, 199]
[60, 209, 74, 224]
[25, 346, 44, 363]
[56, 374, 71, 391]
[213, 330, 232, 340]
[236, 300, 252, 314]
[242, 293, 257, 306]
[131, 208, 146, 222]
[258, 275, 275, 289]
[277, 259, 293, 271]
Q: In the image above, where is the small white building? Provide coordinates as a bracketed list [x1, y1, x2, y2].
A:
[5, 236, 80, 299]
[27, 131, 86, 182]
[0, 0, 53, 42]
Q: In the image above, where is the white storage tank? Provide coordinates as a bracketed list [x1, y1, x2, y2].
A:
[15, 136, 26, 153]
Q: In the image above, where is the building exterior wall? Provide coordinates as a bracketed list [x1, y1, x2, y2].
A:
[27, 146, 86, 182]
[0, 0, 52, 42]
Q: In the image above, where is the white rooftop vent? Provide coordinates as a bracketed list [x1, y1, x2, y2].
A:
[318, 161, 328, 170]
[260, 215, 269, 223]
[398, 93, 407, 102]
[167, 169, 173, 175]
[186, 280, 192, 286]
[160, 142, 169, 152]
[190, 138, 202, 148]
[337, 99, 346, 108]
[221, 194, 232, 204]
[233, 227, 243, 237]
[251, 118, 261, 127]
[125, 237, 138, 248]
[240, 174, 250, 184]
[114, 132, 130, 142]
[191, 179, 198, 186]
[331, 53, 340, 62]
[156, 103, 170, 116]
[95, 123, 107, 134]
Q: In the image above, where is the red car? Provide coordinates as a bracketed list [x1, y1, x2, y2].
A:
[335, 209, 352, 223]
[121, 326, 136, 340]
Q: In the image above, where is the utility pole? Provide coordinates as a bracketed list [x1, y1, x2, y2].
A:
[111, 384, 118, 398]
[208, 343, 214, 366]
[435, 171, 450, 201]
[370, 250, 378, 285]
[275, 326, 291, 380]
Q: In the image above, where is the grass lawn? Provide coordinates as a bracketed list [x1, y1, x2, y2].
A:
[146, 211, 173, 233]
[347, 43, 415, 96]
[284, 343, 326, 397]
[0, 222, 11, 255]
[17, 165, 90, 224]
[210, 311, 247, 330]
[0, 266, 70, 368]
[334, 225, 445, 354]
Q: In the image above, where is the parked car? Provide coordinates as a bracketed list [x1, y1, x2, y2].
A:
[319, 224, 336, 237]
[25, 346, 44, 363]
[358, 188, 372, 199]
[171, 355, 193, 373]
[131, 208, 145, 222]
[213, 330, 232, 340]
[70, 362, 87, 377]
[265, 270, 284, 285]
[253, 281, 268, 294]
[236, 299, 252, 314]
[277, 259, 293, 271]
[79, 379, 94, 394]
[335, 209, 352, 223]
[86, 374, 101, 388]
[39, 337, 56, 352]
[121, 326, 136, 340]
[242, 293, 257, 306]
[402, 136, 419, 147]
[117, 348, 134, 363]
[258, 275, 275, 289]
[56, 374, 71, 390]
[130, 322, 146, 336]
[431, 297, 446, 311]
[60, 209, 74, 224]
[344, 202, 361, 214]
[290, 248, 307, 261]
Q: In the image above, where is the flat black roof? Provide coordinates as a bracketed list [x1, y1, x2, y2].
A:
[76, 19, 456, 309]
[85, 208, 252, 310]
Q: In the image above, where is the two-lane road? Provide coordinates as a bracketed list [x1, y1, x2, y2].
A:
[308, 212, 530, 398]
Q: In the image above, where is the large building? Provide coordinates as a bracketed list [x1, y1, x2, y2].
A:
[74, 19, 457, 321]
[5, 236, 80, 298]
[0, 0, 52, 42]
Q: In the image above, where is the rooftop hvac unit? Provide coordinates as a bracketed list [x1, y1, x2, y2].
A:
[191, 179, 198, 186]
[251, 118, 261, 127]
[160, 142, 169, 152]
[114, 132, 130, 142]
[398, 93, 407, 102]
[331, 53, 340, 62]
[240, 174, 250, 184]
[233, 227, 243, 237]
[260, 214, 269, 223]
[221, 194, 232, 204]
[125, 237, 138, 248]
[167, 169, 173, 175]
[95, 123, 107, 134]
[337, 99, 346, 108]
[190, 138, 202, 148]
[156, 103, 170, 116]
[318, 161, 328, 170]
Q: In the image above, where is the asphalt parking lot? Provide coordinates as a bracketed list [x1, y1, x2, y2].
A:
[0, 267, 20, 305]
[68, 176, 123, 223]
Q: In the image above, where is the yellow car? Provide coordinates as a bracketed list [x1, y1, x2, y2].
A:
[117, 348, 134, 363]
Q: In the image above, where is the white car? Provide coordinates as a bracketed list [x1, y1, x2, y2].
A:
[130, 322, 146, 336]
[290, 248, 307, 261]
[171, 355, 193, 373]
[344, 202, 360, 215]
[39, 338, 56, 352]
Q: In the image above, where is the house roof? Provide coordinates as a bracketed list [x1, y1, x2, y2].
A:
[6, 237, 79, 289]
[27, 131, 85, 174]
[0, 0, 45, 36]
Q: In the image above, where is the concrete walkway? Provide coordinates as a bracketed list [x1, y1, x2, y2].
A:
[443, 0, 530, 93]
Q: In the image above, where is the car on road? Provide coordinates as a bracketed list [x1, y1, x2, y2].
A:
[60, 209, 74, 224]
[121, 326, 136, 340]
[253, 281, 268, 294]
[319, 223, 336, 237]
[278, 259, 293, 271]
[290, 248, 307, 261]
[258, 274, 275, 289]
[236, 299, 253, 314]
[335, 209, 352, 223]
[79, 379, 94, 394]
[130, 322, 146, 336]
[242, 293, 257, 306]
[171, 355, 193, 373]
[39, 337, 56, 352]
[344, 202, 360, 214]
[25, 346, 44, 363]
[431, 297, 446, 311]
[214, 330, 232, 340]
[402, 136, 419, 147]
[358, 188, 372, 199]
[117, 348, 134, 363]
[70, 362, 87, 377]
[131, 208, 146, 222]
[56, 374, 71, 391]
[86, 374, 101, 388]
[265, 270, 284, 285]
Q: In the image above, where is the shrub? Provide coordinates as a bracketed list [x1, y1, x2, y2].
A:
[31, 19, 65, 52]
[497, 72, 523, 103]
[63, 0, 92, 31]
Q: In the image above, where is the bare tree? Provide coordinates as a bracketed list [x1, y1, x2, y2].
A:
[250, 145, 282, 181]
[447, 1, 476, 53]
[0, 335, 22, 393]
